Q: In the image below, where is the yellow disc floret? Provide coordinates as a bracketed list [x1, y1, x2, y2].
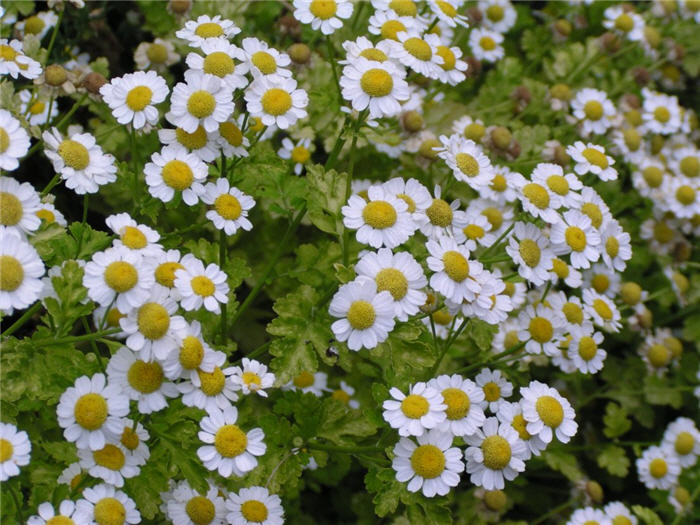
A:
[362, 200, 397, 229]
[180, 336, 204, 369]
[251, 51, 277, 74]
[410, 444, 445, 478]
[404, 37, 432, 61]
[93, 497, 126, 525]
[137, 302, 170, 340]
[185, 496, 216, 525]
[241, 500, 269, 523]
[191, 275, 215, 297]
[347, 300, 376, 330]
[442, 251, 469, 282]
[198, 367, 226, 396]
[187, 90, 216, 119]
[121, 226, 148, 250]
[162, 160, 194, 190]
[426, 199, 453, 227]
[519, 239, 541, 268]
[529, 317, 553, 343]
[360, 69, 394, 97]
[214, 424, 247, 457]
[104, 261, 138, 293]
[261, 88, 292, 116]
[127, 360, 164, 394]
[522, 183, 550, 209]
[375, 268, 408, 300]
[565, 226, 587, 251]
[194, 22, 224, 38]
[649, 457, 667, 478]
[482, 435, 512, 470]
[401, 394, 429, 418]
[214, 193, 242, 220]
[535, 395, 564, 427]
[58, 139, 90, 171]
[309, 0, 337, 19]
[126, 86, 153, 112]
[442, 388, 470, 420]
[203, 51, 235, 77]
[583, 100, 604, 121]
[93, 444, 125, 471]
[0, 255, 24, 291]
[155, 261, 184, 288]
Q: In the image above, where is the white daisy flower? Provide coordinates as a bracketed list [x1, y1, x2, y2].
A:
[583, 289, 621, 332]
[216, 115, 250, 158]
[201, 177, 256, 236]
[479, 0, 517, 33]
[512, 173, 561, 224]
[575, 187, 612, 231]
[185, 38, 249, 91]
[603, 6, 645, 41]
[478, 164, 519, 204]
[293, 0, 353, 35]
[464, 416, 528, 490]
[179, 359, 239, 414]
[631, 156, 666, 199]
[567, 142, 617, 181]
[226, 486, 284, 525]
[452, 115, 486, 143]
[175, 15, 240, 48]
[427, 235, 483, 303]
[245, 75, 308, 130]
[42, 127, 117, 194]
[382, 382, 447, 437]
[19, 90, 58, 126]
[547, 291, 589, 331]
[641, 87, 682, 135]
[78, 441, 140, 488]
[35, 201, 67, 227]
[105, 212, 162, 257]
[230, 358, 276, 397]
[167, 69, 234, 133]
[429, 0, 469, 28]
[329, 276, 396, 350]
[148, 249, 183, 301]
[158, 125, 219, 162]
[583, 263, 620, 298]
[459, 271, 514, 325]
[107, 347, 179, 414]
[162, 320, 220, 380]
[278, 137, 313, 175]
[668, 485, 692, 516]
[57, 462, 84, 491]
[115, 419, 150, 466]
[174, 254, 229, 314]
[570, 88, 616, 137]
[469, 28, 505, 63]
[550, 209, 601, 270]
[342, 184, 414, 248]
[570, 330, 606, 374]
[550, 256, 583, 288]
[671, 146, 700, 179]
[100, 71, 169, 130]
[428, 374, 486, 436]
[566, 507, 612, 525]
[355, 248, 427, 322]
[495, 401, 547, 460]
[197, 405, 266, 477]
[240, 37, 292, 78]
[505, 222, 554, 286]
[392, 429, 464, 497]
[330, 380, 360, 409]
[0, 229, 44, 315]
[437, 133, 494, 190]
[134, 38, 179, 71]
[339, 57, 410, 120]
[341, 36, 394, 64]
[474, 368, 513, 413]
[26, 501, 87, 525]
[285, 371, 329, 396]
[599, 219, 632, 271]
[144, 143, 208, 205]
[0, 110, 30, 171]
[636, 445, 681, 490]
[76, 483, 141, 525]
[56, 373, 128, 451]
[530, 162, 582, 208]
[83, 246, 155, 311]
[520, 380, 578, 444]
[435, 42, 468, 85]
[165, 480, 227, 525]
[389, 31, 444, 80]
[0, 177, 41, 236]
[469, 198, 515, 238]
[603, 502, 637, 525]
[664, 177, 700, 220]
[0, 422, 30, 481]
[452, 213, 497, 250]
[15, 11, 59, 40]
[368, 10, 422, 41]
[661, 417, 700, 468]
[638, 333, 674, 376]
[0, 38, 42, 79]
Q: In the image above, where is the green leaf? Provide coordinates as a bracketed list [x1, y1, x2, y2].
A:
[631, 505, 664, 525]
[541, 448, 583, 482]
[643, 375, 683, 408]
[43, 260, 93, 336]
[597, 445, 630, 477]
[305, 164, 348, 235]
[315, 398, 377, 446]
[603, 402, 632, 439]
[365, 467, 402, 517]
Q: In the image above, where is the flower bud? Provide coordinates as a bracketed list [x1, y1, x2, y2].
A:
[82, 72, 107, 95]
[288, 43, 311, 65]
[45, 64, 68, 86]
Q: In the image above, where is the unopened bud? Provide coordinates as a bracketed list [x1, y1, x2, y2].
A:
[402, 110, 424, 133]
[600, 32, 621, 53]
[288, 43, 311, 65]
[586, 481, 604, 504]
[168, 0, 191, 14]
[82, 72, 107, 95]
[620, 282, 642, 305]
[554, 19, 572, 37]
[483, 490, 507, 511]
[45, 64, 67, 86]
[491, 126, 512, 150]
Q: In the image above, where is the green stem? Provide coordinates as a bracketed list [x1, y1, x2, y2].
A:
[456, 340, 527, 375]
[129, 127, 139, 197]
[25, 93, 89, 161]
[40, 173, 62, 197]
[42, 93, 55, 133]
[531, 499, 575, 525]
[230, 206, 307, 327]
[430, 318, 469, 377]
[33, 328, 121, 346]
[425, 17, 439, 33]
[324, 117, 350, 171]
[479, 222, 515, 259]
[81, 317, 105, 373]
[75, 194, 89, 255]
[306, 441, 383, 454]
[325, 37, 343, 105]
[1, 302, 42, 338]
[6, 481, 24, 523]
[43, 8, 64, 66]
[540, 280, 552, 302]
[341, 110, 367, 266]
[219, 228, 228, 344]
[234, 340, 271, 365]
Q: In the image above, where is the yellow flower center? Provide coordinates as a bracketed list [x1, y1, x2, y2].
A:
[214, 424, 247, 457]
[0, 45, 18, 61]
[93, 444, 125, 471]
[604, 237, 620, 259]
[463, 224, 485, 240]
[155, 261, 184, 288]
[359, 48, 388, 62]
[583, 100, 604, 121]
[511, 414, 532, 440]
[593, 298, 613, 320]
[464, 123, 486, 142]
[125, 86, 153, 112]
[582, 148, 609, 169]
[522, 183, 549, 209]
[550, 83, 572, 101]
[504, 330, 519, 348]
[642, 166, 663, 188]
[436, 46, 456, 71]
[180, 336, 204, 369]
[535, 395, 564, 427]
[360, 69, 394, 97]
[186, 496, 216, 525]
[654, 107, 670, 123]
[147, 43, 168, 64]
[194, 22, 224, 38]
[261, 88, 292, 116]
[198, 367, 226, 396]
[519, 239, 541, 268]
[46, 518, 75, 525]
[214, 193, 242, 220]
[404, 37, 432, 61]
[121, 426, 140, 451]
[162, 159, 194, 190]
[401, 394, 429, 418]
[649, 457, 667, 478]
[484, 490, 507, 511]
[482, 435, 512, 470]
[291, 145, 310, 164]
[375, 268, 408, 300]
[137, 302, 170, 340]
[362, 200, 397, 229]
[74, 394, 109, 431]
[105, 308, 125, 328]
[675, 432, 694, 455]
[680, 156, 699, 178]
[426, 198, 453, 227]
[390, 0, 417, 16]
[0, 255, 24, 291]
[191, 275, 216, 297]
[293, 371, 314, 388]
[0, 128, 10, 154]
[479, 37, 496, 51]
[546, 175, 569, 196]
[432, 309, 452, 326]
[251, 51, 277, 74]
[243, 372, 262, 387]
[24, 15, 46, 35]
[652, 221, 674, 243]
[380, 20, 406, 40]
[346, 300, 376, 330]
[410, 444, 445, 478]
[121, 226, 148, 250]
[665, 337, 682, 358]
[0, 438, 14, 462]
[562, 302, 583, 324]
[483, 382, 501, 402]
[674, 486, 690, 505]
[104, 261, 138, 293]
[29, 100, 45, 115]
[490, 174, 507, 193]
[614, 13, 634, 32]
[612, 517, 632, 525]
[58, 139, 90, 171]
[332, 389, 351, 404]
[127, 360, 164, 394]
[565, 226, 587, 251]
[676, 185, 696, 205]
[580, 203, 603, 228]
[623, 128, 641, 151]
[486, 5, 504, 21]
[176, 126, 208, 150]
[36, 208, 55, 223]
[648, 344, 671, 368]
[418, 138, 441, 160]
[241, 500, 269, 523]
[552, 258, 569, 278]
[442, 250, 469, 282]
[455, 153, 479, 177]
[203, 51, 235, 77]
[310, 0, 337, 19]
[219, 122, 243, 147]
[578, 336, 597, 361]
[94, 497, 126, 525]
[442, 388, 470, 420]
[592, 274, 609, 294]
[187, 90, 216, 119]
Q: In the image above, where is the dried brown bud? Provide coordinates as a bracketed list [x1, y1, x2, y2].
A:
[466, 7, 482, 24]
[168, 0, 191, 15]
[465, 56, 482, 78]
[621, 93, 641, 109]
[600, 32, 621, 53]
[553, 144, 570, 167]
[82, 72, 107, 94]
[507, 139, 521, 159]
[278, 14, 301, 38]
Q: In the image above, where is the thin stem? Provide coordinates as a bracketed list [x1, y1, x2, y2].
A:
[456, 340, 527, 375]
[1, 302, 42, 338]
[532, 499, 575, 525]
[40, 173, 62, 197]
[98, 296, 117, 331]
[43, 8, 64, 66]
[425, 17, 439, 33]
[42, 93, 55, 133]
[129, 127, 140, 198]
[25, 93, 89, 161]
[306, 441, 383, 454]
[341, 110, 367, 266]
[219, 228, 228, 344]
[540, 280, 552, 302]
[75, 194, 89, 255]
[324, 117, 350, 171]
[325, 37, 343, 105]
[32, 328, 121, 346]
[429, 318, 469, 377]
[479, 222, 515, 259]
[81, 317, 105, 373]
[266, 450, 294, 488]
[234, 340, 271, 365]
